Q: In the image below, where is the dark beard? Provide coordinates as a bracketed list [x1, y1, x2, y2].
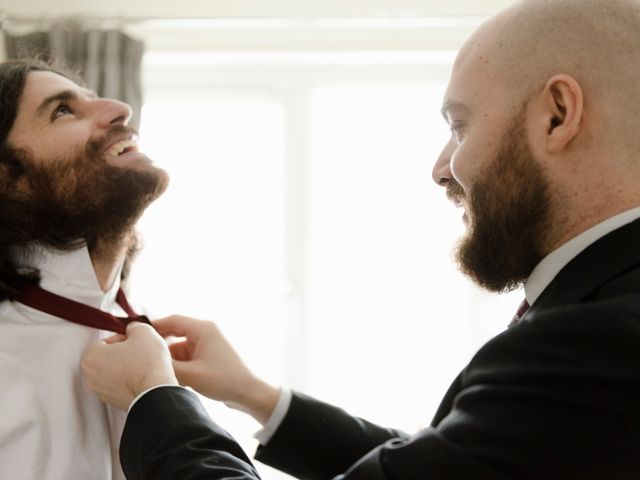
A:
[450, 119, 552, 292]
[9, 125, 168, 254]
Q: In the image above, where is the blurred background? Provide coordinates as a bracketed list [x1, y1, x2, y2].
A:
[1, 1, 519, 478]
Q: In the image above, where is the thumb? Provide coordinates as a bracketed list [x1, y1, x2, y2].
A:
[125, 321, 159, 343]
[153, 315, 186, 335]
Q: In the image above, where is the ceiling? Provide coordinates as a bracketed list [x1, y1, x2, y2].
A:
[1, 0, 515, 20]
[0, 1, 516, 52]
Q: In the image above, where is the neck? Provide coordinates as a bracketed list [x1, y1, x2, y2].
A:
[547, 194, 640, 255]
[89, 234, 132, 292]
[90, 255, 123, 292]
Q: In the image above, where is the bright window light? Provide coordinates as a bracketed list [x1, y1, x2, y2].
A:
[135, 45, 522, 478]
[144, 50, 457, 67]
[307, 85, 458, 429]
[305, 85, 521, 430]
[131, 98, 288, 469]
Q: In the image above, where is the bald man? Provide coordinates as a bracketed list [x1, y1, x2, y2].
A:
[82, 0, 640, 478]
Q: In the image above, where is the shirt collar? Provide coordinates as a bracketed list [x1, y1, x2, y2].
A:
[525, 206, 640, 305]
[29, 244, 124, 310]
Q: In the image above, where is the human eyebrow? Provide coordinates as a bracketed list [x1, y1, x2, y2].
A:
[35, 89, 98, 117]
[440, 100, 470, 122]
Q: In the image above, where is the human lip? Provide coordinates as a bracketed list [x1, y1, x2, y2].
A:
[103, 134, 139, 159]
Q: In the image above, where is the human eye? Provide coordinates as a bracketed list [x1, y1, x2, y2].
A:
[51, 103, 73, 121]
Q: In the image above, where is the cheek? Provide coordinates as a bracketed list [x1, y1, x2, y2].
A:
[450, 139, 498, 192]
[31, 130, 89, 164]
[449, 146, 474, 191]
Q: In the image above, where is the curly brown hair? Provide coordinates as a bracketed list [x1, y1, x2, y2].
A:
[0, 59, 138, 301]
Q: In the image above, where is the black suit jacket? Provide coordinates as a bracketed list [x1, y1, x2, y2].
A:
[121, 218, 640, 479]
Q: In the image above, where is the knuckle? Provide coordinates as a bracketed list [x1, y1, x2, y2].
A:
[128, 321, 151, 334]
[204, 319, 219, 331]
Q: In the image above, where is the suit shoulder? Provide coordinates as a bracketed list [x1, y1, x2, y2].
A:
[591, 262, 640, 301]
[465, 297, 640, 385]
[525, 294, 640, 333]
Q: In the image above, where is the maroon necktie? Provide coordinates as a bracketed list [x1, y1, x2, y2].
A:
[15, 283, 151, 334]
[509, 298, 530, 327]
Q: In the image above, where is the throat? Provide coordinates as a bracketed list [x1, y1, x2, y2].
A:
[88, 235, 131, 292]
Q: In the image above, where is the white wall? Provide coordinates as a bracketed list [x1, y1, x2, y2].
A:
[1, 1, 516, 53]
[1, 0, 515, 19]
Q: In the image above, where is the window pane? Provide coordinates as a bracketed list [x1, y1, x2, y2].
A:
[307, 85, 519, 430]
[131, 98, 288, 464]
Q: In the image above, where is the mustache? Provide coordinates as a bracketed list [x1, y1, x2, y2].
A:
[446, 179, 465, 205]
[85, 125, 139, 160]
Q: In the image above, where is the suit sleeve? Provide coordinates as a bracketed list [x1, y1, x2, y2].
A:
[257, 301, 640, 480]
[254, 391, 409, 478]
[120, 386, 261, 480]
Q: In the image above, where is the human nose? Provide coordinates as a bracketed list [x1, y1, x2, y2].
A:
[432, 139, 454, 186]
[93, 98, 133, 128]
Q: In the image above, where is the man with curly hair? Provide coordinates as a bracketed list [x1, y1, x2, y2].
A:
[0, 60, 168, 479]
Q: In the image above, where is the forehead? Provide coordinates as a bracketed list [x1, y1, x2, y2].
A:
[442, 18, 507, 120]
[17, 71, 90, 116]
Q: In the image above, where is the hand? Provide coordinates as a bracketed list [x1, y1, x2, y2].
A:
[153, 315, 280, 425]
[81, 322, 179, 411]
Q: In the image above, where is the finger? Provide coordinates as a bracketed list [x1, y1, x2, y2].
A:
[152, 315, 192, 337]
[80, 341, 109, 370]
[103, 333, 126, 344]
[126, 321, 156, 338]
[168, 340, 191, 361]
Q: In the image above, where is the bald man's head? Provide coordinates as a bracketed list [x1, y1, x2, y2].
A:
[434, 0, 640, 291]
[472, 0, 640, 143]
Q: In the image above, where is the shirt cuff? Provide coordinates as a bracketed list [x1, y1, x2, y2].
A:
[128, 384, 185, 413]
[254, 387, 292, 445]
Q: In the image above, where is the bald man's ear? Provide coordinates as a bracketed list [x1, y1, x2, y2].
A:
[542, 74, 584, 154]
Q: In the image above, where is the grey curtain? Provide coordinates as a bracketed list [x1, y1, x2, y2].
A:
[3, 20, 145, 127]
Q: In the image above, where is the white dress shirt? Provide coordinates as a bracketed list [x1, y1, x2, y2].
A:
[0, 246, 128, 480]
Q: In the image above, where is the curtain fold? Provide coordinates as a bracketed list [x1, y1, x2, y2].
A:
[3, 20, 145, 127]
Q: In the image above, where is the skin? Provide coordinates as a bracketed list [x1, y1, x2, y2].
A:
[81, 322, 179, 411]
[434, 0, 640, 253]
[8, 71, 156, 290]
[82, 0, 640, 422]
[82, 318, 280, 422]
